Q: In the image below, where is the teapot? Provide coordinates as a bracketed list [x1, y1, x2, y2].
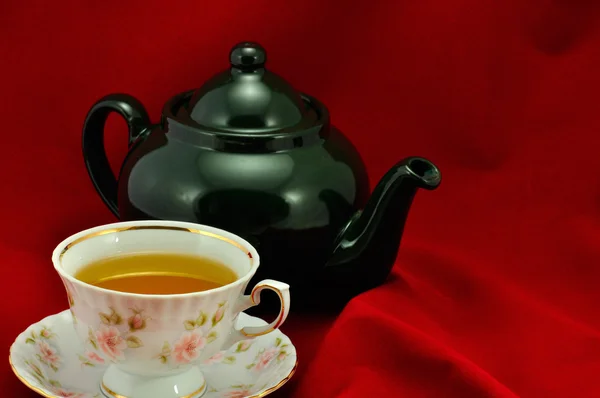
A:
[82, 42, 441, 310]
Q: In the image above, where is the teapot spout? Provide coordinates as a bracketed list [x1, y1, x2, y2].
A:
[326, 157, 441, 294]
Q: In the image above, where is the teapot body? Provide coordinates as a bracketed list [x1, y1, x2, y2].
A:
[116, 120, 369, 300]
[82, 43, 442, 311]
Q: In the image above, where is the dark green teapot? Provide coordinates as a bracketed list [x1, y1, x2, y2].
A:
[82, 42, 441, 310]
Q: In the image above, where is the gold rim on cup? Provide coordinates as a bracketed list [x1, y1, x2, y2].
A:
[58, 225, 254, 261]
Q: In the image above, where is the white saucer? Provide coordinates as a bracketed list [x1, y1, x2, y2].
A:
[10, 310, 297, 398]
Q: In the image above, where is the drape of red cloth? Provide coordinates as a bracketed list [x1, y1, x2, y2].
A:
[2, 1, 600, 397]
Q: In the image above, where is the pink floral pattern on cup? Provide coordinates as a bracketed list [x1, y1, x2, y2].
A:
[95, 326, 127, 361]
[212, 303, 226, 326]
[127, 311, 147, 331]
[172, 331, 207, 364]
[154, 301, 226, 366]
[78, 305, 153, 365]
[77, 300, 229, 367]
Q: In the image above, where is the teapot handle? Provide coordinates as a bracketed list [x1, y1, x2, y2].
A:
[82, 94, 151, 217]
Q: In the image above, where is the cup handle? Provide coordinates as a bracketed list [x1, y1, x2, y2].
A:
[227, 279, 290, 345]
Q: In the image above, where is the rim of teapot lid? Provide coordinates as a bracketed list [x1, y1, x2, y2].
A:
[166, 42, 323, 135]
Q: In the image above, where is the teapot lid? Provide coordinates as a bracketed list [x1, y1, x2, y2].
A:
[169, 42, 322, 135]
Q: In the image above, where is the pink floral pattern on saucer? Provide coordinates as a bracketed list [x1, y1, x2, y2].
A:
[10, 310, 296, 398]
[19, 325, 97, 397]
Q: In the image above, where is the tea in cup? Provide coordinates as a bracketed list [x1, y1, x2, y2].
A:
[52, 220, 290, 398]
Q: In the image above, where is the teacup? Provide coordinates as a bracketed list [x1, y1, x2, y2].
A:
[52, 220, 290, 398]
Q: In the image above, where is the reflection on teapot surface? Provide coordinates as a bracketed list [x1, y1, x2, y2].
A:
[82, 42, 441, 311]
[194, 190, 291, 236]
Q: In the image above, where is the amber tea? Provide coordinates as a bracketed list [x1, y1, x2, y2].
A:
[74, 252, 238, 295]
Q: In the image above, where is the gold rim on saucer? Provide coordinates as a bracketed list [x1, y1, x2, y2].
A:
[9, 351, 298, 398]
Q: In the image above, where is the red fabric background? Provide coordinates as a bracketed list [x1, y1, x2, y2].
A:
[2, 1, 600, 397]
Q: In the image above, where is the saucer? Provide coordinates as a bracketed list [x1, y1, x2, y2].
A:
[10, 310, 297, 398]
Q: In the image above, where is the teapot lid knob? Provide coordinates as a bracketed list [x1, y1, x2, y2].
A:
[230, 42, 266, 70]
[174, 41, 324, 134]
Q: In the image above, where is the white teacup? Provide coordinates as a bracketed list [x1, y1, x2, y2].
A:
[52, 220, 290, 398]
